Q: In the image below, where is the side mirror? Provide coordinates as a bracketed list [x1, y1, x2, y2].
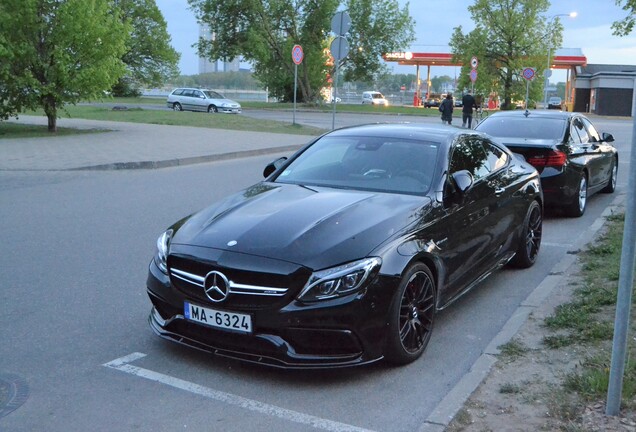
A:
[263, 157, 288, 178]
[451, 170, 474, 194]
[602, 132, 615, 143]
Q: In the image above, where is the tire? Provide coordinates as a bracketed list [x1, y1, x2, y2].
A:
[565, 173, 588, 217]
[601, 158, 618, 193]
[172, 103, 182, 111]
[384, 263, 436, 365]
[510, 200, 542, 268]
[208, 105, 218, 113]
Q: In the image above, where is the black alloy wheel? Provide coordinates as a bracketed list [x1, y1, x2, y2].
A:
[601, 158, 618, 193]
[510, 200, 542, 268]
[565, 173, 588, 217]
[208, 105, 218, 113]
[173, 103, 182, 111]
[385, 263, 436, 365]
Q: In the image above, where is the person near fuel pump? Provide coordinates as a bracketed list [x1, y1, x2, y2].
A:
[439, 93, 454, 125]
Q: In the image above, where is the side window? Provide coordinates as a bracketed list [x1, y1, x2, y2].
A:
[580, 117, 601, 142]
[193, 90, 204, 98]
[571, 118, 590, 144]
[449, 137, 490, 181]
[181, 89, 194, 97]
[568, 123, 582, 144]
[486, 142, 508, 172]
[172, 89, 184, 96]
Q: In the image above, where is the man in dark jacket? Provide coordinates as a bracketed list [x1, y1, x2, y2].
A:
[439, 93, 454, 125]
[461, 90, 479, 128]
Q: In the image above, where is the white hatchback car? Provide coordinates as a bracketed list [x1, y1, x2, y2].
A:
[361, 91, 389, 106]
[166, 88, 241, 114]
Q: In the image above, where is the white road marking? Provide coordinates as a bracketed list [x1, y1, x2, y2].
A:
[104, 353, 376, 432]
[541, 241, 573, 248]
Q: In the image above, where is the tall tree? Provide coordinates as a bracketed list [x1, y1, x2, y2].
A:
[188, 0, 414, 102]
[0, 0, 129, 131]
[613, 0, 636, 36]
[114, 0, 180, 95]
[449, 0, 557, 109]
[341, 0, 415, 83]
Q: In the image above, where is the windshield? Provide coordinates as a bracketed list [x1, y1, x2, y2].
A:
[274, 135, 440, 195]
[203, 90, 225, 99]
[477, 117, 566, 140]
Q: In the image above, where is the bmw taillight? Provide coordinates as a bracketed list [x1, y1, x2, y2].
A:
[526, 151, 567, 168]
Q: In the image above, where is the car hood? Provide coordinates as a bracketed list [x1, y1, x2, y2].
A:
[171, 183, 430, 270]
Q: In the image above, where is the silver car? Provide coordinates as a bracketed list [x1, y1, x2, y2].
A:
[166, 88, 241, 114]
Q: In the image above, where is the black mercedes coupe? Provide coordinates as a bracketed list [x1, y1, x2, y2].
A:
[475, 110, 618, 217]
[146, 123, 543, 369]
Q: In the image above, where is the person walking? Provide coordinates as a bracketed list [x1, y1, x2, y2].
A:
[461, 90, 479, 128]
[439, 93, 454, 125]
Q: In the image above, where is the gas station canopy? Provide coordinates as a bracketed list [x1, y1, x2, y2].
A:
[382, 48, 587, 69]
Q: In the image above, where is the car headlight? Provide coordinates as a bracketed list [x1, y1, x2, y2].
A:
[154, 229, 173, 274]
[297, 257, 382, 302]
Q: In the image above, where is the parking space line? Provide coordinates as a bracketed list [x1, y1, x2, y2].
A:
[541, 241, 573, 248]
[103, 353, 376, 432]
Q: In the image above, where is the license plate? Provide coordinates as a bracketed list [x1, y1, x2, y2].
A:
[184, 302, 252, 334]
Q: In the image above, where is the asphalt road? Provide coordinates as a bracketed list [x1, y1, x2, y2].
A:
[0, 113, 633, 432]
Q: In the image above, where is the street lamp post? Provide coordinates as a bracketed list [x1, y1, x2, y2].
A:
[543, 12, 577, 109]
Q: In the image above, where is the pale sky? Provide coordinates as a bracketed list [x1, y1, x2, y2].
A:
[155, 0, 636, 81]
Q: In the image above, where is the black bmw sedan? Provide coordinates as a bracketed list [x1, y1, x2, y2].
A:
[475, 110, 618, 217]
[146, 123, 543, 369]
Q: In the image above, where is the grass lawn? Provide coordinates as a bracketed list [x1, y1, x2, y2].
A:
[11, 105, 325, 137]
[0, 122, 111, 139]
[102, 96, 444, 117]
[1, 97, 452, 139]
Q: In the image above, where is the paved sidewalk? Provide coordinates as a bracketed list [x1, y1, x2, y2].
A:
[1, 116, 313, 171]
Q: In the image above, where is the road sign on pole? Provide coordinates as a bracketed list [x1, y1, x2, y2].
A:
[329, 36, 349, 61]
[522, 67, 536, 81]
[292, 45, 304, 65]
[291, 45, 303, 125]
[331, 11, 351, 35]
[471, 56, 478, 69]
[469, 69, 478, 83]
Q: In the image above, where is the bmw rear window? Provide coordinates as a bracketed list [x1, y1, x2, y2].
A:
[477, 117, 566, 140]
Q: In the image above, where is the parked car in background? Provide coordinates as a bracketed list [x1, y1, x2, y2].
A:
[167, 88, 241, 113]
[423, 97, 441, 108]
[146, 123, 543, 369]
[475, 110, 618, 217]
[361, 91, 389, 106]
[548, 96, 563, 109]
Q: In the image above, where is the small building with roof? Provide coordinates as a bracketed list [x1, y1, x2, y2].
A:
[573, 64, 636, 116]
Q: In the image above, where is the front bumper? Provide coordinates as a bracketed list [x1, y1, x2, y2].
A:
[219, 107, 242, 114]
[146, 259, 396, 369]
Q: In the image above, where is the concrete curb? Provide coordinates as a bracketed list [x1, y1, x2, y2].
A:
[418, 192, 627, 431]
[69, 144, 302, 171]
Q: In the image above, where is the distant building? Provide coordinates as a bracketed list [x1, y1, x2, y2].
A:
[573, 64, 636, 116]
[198, 24, 240, 74]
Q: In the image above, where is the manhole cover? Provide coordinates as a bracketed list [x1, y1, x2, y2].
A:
[0, 373, 29, 418]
